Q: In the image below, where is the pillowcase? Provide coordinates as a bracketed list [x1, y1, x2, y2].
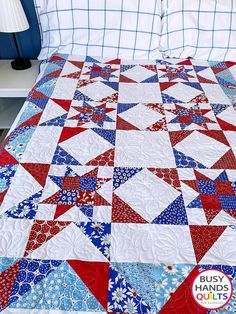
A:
[34, 0, 162, 60]
[161, 0, 236, 61]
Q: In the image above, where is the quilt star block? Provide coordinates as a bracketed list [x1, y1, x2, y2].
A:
[157, 64, 196, 83]
[40, 166, 113, 222]
[80, 62, 120, 82]
[65, 100, 117, 129]
[182, 169, 236, 224]
[165, 103, 219, 131]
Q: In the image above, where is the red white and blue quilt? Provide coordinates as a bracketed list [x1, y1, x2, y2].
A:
[0, 54, 236, 313]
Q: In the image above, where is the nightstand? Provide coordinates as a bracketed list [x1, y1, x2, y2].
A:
[0, 60, 40, 132]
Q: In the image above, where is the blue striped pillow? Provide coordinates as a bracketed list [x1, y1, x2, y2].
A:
[161, 0, 236, 61]
[34, 0, 162, 60]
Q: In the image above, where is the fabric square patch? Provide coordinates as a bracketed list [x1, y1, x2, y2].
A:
[65, 100, 117, 129]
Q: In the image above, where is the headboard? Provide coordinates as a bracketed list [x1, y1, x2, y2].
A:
[0, 0, 41, 59]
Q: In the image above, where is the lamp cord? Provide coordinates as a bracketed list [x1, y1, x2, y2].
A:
[12, 33, 21, 59]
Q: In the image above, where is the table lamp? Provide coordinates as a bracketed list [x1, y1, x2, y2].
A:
[0, 0, 31, 70]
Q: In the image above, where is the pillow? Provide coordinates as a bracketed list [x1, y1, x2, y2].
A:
[161, 0, 236, 61]
[34, 0, 162, 60]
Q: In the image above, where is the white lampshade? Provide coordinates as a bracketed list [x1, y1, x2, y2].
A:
[0, 0, 29, 33]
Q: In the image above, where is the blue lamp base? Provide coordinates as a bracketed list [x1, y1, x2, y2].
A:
[11, 58, 31, 70]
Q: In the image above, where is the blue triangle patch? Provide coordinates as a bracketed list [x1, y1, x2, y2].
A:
[182, 82, 203, 92]
[92, 129, 116, 145]
[117, 103, 138, 114]
[162, 93, 184, 103]
[193, 65, 209, 73]
[40, 114, 68, 127]
[102, 81, 119, 91]
[173, 149, 206, 169]
[113, 167, 143, 190]
[141, 74, 158, 83]
[187, 195, 203, 208]
[2, 190, 43, 219]
[215, 170, 229, 182]
[52, 146, 81, 165]
[75, 222, 111, 260]
[78, 205, 93, 219]
[120, 65, 136, 73]
[85, 56, 101, 63]
[49, 175, 63, 188]
[152, 194, 188, 225]
[73, 90, 93, 101]
[108, 264, 151, 313]
[210, 104, 230, 116]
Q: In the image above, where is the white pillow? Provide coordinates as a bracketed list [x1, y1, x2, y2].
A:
[34, 0, 162, 60]
[161, 0, 236, 61]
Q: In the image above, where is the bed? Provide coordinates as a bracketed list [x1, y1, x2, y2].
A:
[0, 1, 236, 313]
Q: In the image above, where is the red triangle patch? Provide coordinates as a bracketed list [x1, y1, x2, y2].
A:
[159, 266, 206, 314]
[189, 225, 226, 263]
[204, 208, 222, 224]
[112, 194, 148, 223]
[68, 260, 109, 309]
[68, 60, 84, 69]
[169, 131, 192, 147]
[194, 170, 210, 181]
[51, 99, 72, 112]
[0, 260, 22, 309]
[0, 189, 7, 206]
[181, 180, 199, 193]
[177, 59, 192, 66]
[116, 116, 139, 130]
[94, 192, 111, 206]
[197, 74, 216, 84]
[225, 210, 236, 219]
[119, 74, 136, 83]
[54, 204, 74, 220]
[211, 149, 236, 169]
[46, 69, 62, 77]
[31, 90, 48, 100]
[18, 112, 43, 128]
[42, 191, 61, 204]
[199, 130, 229, 146]
[148, 168, 181, 191]
[24, 220, 71, 257]
[86, 148, 115, 167]
[0, 149, 18, 166]
[59, 127, 86, 143]
[216, 117, 236, 131]
[63, 71, 81, 79]
[160, 82, 177, 92]
[22, 163, 50, 187]
[105, 58, 121, 65]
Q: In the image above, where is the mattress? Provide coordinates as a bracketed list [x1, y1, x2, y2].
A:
[0, 54, 236, 313]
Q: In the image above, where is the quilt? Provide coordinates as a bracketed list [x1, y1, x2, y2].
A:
[0, 54, 236, 314]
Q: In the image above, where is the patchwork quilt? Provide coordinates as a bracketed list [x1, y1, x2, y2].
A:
[0, 54, 236, 313]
